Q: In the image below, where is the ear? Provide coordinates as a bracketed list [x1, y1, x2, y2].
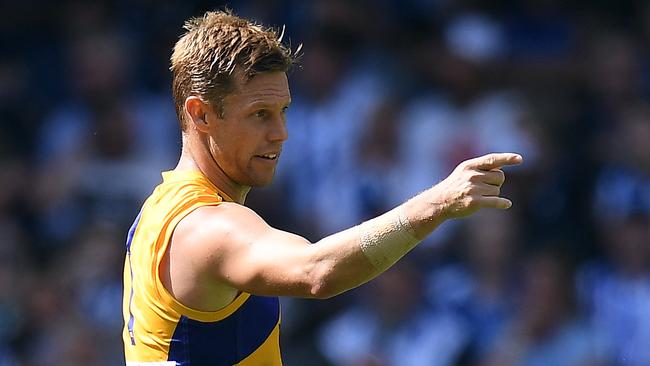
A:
[184, 96, 211, 133]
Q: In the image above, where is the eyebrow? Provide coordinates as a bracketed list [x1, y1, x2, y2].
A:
[245, 99, 291, 110]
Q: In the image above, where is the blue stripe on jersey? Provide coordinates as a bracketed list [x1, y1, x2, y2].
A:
[167, 295, 280, 365]
[126, 210, 143, 252]
[125, 210, 143, 345]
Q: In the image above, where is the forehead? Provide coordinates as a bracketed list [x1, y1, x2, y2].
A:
[228, 71, 290, 106]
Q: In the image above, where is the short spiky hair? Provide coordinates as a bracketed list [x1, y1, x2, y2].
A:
[170, 10, 296, 130]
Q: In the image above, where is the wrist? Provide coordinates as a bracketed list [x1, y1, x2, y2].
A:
[427, 185, 454, 221]
[403, 188, 449, 240]
[358, 207, 421, 271]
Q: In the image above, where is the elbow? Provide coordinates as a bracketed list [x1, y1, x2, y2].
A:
[302, 247, 346, 299]
[309, 278, 337, 299]
[306, 264, 340, 299]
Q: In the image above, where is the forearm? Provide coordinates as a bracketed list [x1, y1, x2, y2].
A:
[306, 150, 524, 298]
[309, 188, 447, 298]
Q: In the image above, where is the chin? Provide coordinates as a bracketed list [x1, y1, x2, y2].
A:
[246, 173, 276, 188]
[251, 177, 275, 187]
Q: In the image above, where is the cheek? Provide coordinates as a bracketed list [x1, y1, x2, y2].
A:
[209, 119, 260, 164]
[212, 131, 249, 167]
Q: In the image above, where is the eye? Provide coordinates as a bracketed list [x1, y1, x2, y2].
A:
[281, 106, 289, 114]
[255, 110, 268, 119]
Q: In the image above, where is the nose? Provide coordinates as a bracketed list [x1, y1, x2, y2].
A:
[268, 116, 288, 142]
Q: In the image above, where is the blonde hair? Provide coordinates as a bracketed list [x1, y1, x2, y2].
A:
[170, 10, 295, 129]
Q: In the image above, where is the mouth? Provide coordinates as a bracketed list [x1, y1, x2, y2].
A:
[254, 152, 280, 161]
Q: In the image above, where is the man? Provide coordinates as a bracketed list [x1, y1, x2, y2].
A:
[122, 10, 523, 365]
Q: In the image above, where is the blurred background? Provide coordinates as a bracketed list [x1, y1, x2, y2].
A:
[2, 0, 650, 365]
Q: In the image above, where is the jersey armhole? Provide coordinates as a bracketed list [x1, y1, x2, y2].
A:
[153, 201, 252, 322]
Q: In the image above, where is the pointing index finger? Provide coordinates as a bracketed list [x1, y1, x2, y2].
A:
[466, 153, 523, 171]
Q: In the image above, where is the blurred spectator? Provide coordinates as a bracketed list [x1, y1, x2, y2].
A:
[279, 35, 385, 236]
[484, 248, 608, 366]
[427, 211, 521, 364]
[354, 98, 407, 217]
[593, 102, 650, 222]
[0, 221, 30, 365]
[578, 213, 650, 366]
[33, 30, 179, 247]
[318, 262, 467, 366]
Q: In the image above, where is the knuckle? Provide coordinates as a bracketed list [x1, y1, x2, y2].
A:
[460, 187, 469, 197]
[469, 172, 482, 183]
[463, 183, 475, 195]
[461, 197, 473, 209]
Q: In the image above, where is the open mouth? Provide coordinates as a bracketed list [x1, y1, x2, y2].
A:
[255, 153, 279, 161]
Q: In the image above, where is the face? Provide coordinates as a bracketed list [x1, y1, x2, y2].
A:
[205, 71, 290, 187]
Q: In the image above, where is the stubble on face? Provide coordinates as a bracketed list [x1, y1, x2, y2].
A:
[207, 71, 291, 190]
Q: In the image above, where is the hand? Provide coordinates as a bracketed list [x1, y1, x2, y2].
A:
[431, 153, 523, 219]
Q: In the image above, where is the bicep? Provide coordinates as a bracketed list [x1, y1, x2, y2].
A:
[191, 203, 318, 297]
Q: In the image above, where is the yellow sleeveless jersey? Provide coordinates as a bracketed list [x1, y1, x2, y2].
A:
[122, 170, 282, 365]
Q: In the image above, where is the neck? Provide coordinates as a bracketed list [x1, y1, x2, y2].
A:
[175, 134, 250, 204]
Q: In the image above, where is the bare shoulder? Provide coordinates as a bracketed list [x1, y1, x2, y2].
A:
[163, 203, 272, 308]
[172, 202, 269, 257]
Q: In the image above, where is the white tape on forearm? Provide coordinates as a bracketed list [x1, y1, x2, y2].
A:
[358, 207, 421, 271]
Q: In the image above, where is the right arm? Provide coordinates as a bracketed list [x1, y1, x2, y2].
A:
[175, 153, 522, 299]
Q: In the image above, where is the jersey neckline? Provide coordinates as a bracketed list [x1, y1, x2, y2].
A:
[161, 169, 235, 202]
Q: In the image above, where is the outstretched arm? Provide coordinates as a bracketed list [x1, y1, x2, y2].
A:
[176, 153, 522, 299]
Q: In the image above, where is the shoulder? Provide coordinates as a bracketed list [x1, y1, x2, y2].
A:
[172, 202, 269, 256]
[181, 202, 266, 231]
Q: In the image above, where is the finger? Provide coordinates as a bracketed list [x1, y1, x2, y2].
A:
[479, 196, 513, 209]
[465, 153, 523, 171]
[476, 183, 501, 197]
[483, 169, 505, 186]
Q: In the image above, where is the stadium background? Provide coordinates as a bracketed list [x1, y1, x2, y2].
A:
[2, 0, 650, 365]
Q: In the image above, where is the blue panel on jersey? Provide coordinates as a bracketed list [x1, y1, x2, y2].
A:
[125, 210, 143, 252]
[125, 210, 143, 345]
[167, 295, 280, 365]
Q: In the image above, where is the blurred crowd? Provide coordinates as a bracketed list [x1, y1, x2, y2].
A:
[2, 0, 650, 365]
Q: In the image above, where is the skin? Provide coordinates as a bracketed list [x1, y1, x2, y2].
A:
[161, 70, 523, 312]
